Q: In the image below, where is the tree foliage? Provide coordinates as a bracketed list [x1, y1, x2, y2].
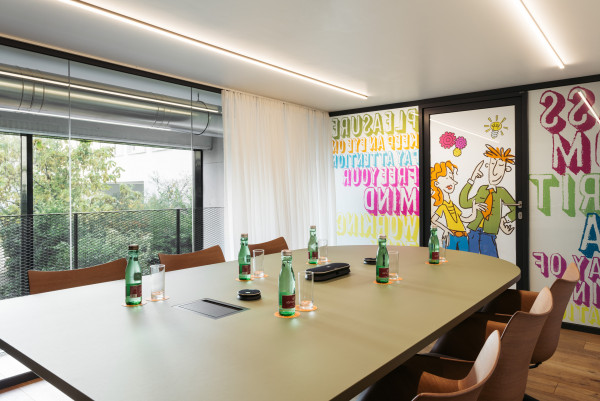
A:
[0, 135, 21, 215]
[32, 138, 143, 214]
[0, 136, 193, 299]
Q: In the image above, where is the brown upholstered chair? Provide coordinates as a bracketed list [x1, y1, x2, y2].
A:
[481, 262, 579, 366]
[28, 258, 127, 294]
[158, 245, 225, 271]
[357, 331, 501, 401]
[424, 287, 553, 401]
[248, 236, 288, 256]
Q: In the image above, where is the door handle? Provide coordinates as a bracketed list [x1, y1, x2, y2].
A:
[502, 201, 523, 219]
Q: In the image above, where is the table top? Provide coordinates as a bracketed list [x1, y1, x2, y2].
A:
[0, 246, 520, 401]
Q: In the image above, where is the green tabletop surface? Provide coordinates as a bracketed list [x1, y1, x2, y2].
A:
[0, 245, 520, 401]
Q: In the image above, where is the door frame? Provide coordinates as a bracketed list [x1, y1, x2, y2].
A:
[420, 93, 529, 290]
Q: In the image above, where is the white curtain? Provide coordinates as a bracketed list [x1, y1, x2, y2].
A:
[222, 90, 336, 260]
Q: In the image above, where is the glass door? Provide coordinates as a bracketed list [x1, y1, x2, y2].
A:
[423, 97, 528, 288]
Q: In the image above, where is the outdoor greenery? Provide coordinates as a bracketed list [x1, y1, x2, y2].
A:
[0, 135, 193, 299]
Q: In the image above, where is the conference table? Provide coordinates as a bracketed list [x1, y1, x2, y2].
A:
[0, 245, 520, 401]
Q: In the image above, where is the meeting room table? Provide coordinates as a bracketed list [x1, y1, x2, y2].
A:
[0, 245, 520, 400]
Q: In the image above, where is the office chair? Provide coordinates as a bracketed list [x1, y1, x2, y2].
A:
[28, 258, 127, 294]
[158, 245, 225, 271]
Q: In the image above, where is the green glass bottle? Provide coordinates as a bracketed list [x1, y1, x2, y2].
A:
[279, 249, 296, 316]
[125, 244, 142, 305]
[238, 233, 251, 280]
[376, 235, 389, 283]
[429, 227, 440, 264]
[308, 225, 318, 264]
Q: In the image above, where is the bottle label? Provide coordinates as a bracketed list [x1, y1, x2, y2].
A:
[133, 272, 142, 281]
[378, 267, 389, 278]
[240, 264, 251, 275]
[281, 294, 295, 309]
[431, 252, 439, 261]
[309, 251, 318, 260]
[128, 284, 142, 298]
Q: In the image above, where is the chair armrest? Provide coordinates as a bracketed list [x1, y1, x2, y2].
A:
[410, 354, 474, 380]
[430, 312, 507, 361]
[481, 289, 539, 314]
[417, 370, 461, 395]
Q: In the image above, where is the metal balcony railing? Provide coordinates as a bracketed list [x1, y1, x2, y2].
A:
[0, 207, 224, 299]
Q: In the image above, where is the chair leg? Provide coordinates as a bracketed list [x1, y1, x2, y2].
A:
[523, 393, 539, 401]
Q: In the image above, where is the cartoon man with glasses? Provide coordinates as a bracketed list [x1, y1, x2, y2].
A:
[459, 145, 517, 258]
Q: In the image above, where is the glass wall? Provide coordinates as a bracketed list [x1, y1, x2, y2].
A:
[0, 43, 223, 299]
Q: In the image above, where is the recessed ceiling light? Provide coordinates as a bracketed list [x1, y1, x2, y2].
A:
[518, 0, 565, 69]
[56, 0, 368, 99]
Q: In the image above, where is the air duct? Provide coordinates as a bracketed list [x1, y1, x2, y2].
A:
[0, 63, 222, 149]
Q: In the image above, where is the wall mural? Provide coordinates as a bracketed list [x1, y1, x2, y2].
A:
[529, 83, 600, 328]
[430, 106, 517, 264]
[331, 107, 419, 245]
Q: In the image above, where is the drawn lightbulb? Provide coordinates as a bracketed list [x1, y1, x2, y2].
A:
[484, 116, 507, 139]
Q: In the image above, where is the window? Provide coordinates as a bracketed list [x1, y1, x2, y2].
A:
[0, 43, 224, 296]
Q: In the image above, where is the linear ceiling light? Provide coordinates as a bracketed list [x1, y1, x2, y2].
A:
[518, 0, 565, 69]
[56, 0, 368, 100]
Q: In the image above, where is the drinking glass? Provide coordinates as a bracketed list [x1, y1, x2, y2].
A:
[252, 249, 265, 278]
[441, 236, 448, 263]
[318, 239, 328, 264]
[297, 271, 314, 311]
[150, 264, 166, 300]
[388, 250, 400, 281]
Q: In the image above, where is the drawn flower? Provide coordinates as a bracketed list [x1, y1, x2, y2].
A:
[455, 136, 467, 150]
[439, 131, 456, 149]
[453, 148, 462, 157]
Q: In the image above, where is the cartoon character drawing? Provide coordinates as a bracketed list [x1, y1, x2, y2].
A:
[459, 145, 517, 258]
[431, 161, 485, 251]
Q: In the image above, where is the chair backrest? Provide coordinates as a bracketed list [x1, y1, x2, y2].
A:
[414, 331, 501, 401]
[28, 258, 127, 294]
[531, 262, 579, 363]
[158, 245, 225, 271]
[248, 237, 288, 256]
[478, 287, 553, 401]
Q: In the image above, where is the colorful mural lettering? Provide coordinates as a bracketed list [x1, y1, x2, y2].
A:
[332, 107, 419, 245]
[529, 83, 600, 328]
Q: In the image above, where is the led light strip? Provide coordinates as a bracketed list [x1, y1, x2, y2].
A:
[57, 0, 368, 99]
[0, 70, 219, 113]
[519, 0, 565, 69]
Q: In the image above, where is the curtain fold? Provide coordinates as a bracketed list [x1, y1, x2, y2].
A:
[223, 90, 336, 260]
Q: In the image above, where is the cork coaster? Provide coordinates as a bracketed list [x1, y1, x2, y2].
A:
[373, 280, 392, 285]
[296, 304, 318, 312]
[274, 311, 300, 318]
[122, 300, 147, 307]
[236, 277, 254, 281]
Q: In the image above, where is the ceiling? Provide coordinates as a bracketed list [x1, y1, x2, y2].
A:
[1, 0, 599, 113]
